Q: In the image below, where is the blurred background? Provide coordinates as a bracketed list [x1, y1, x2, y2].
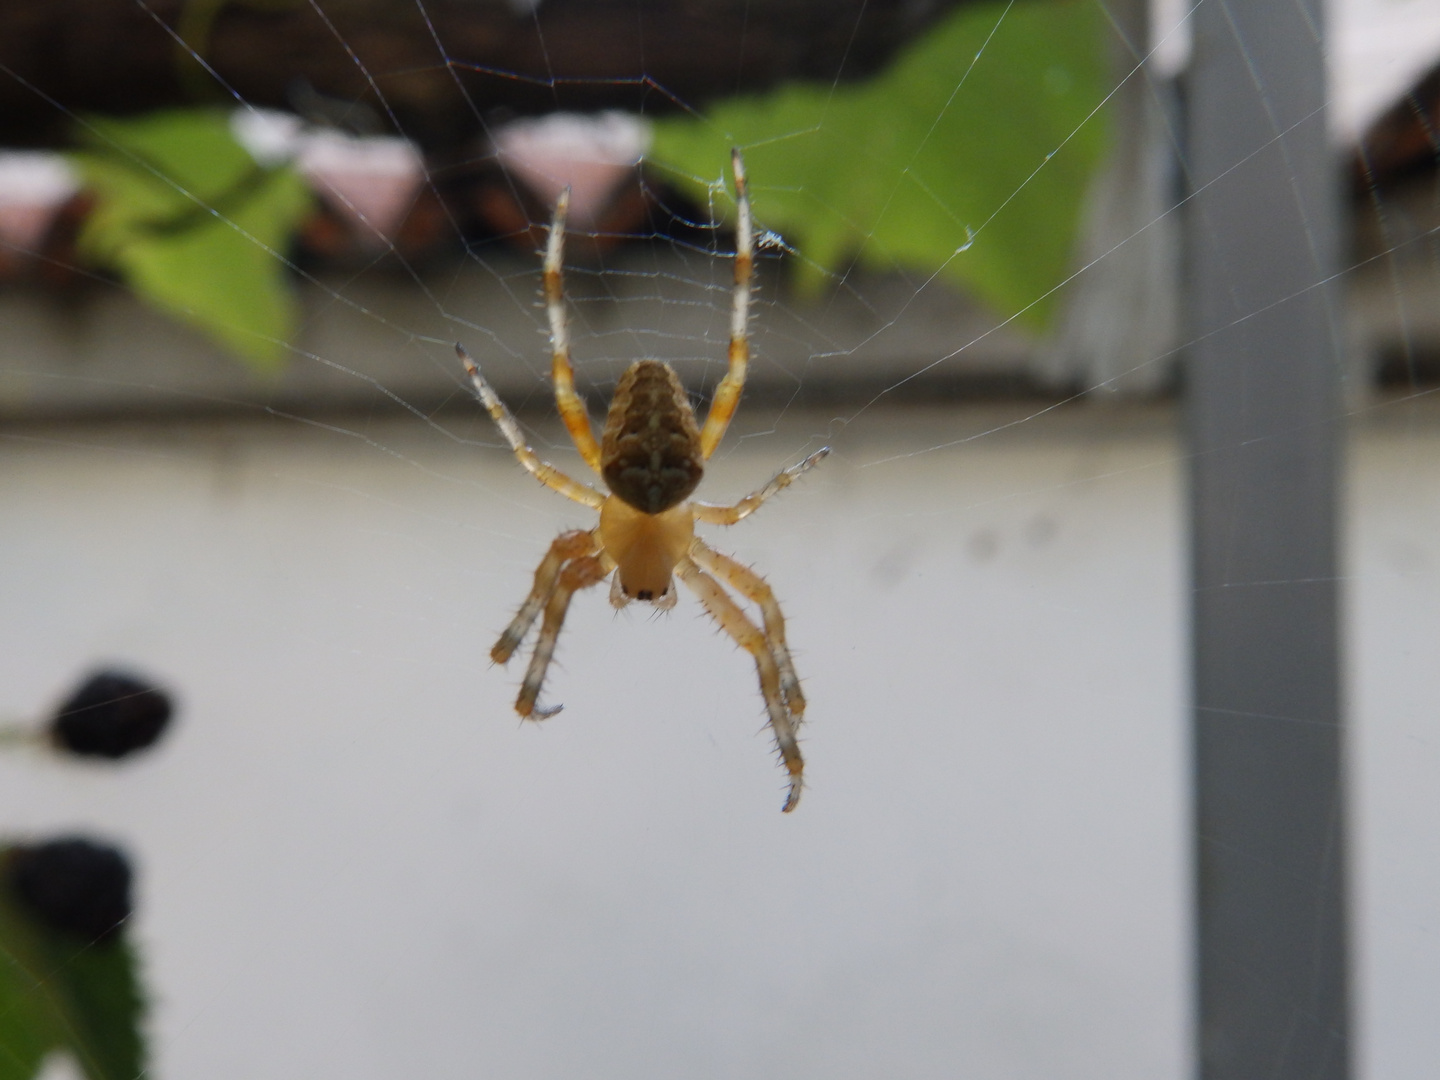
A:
[0, 0, 1437, 1077]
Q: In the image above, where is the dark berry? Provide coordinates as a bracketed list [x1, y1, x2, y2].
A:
[6, 838, 133, 942]
[49, 670, 173, 759]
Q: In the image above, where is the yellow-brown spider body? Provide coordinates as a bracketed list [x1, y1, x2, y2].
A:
[458, 150, 827, 812]
[598, 491, 694, 603]
[601, 360, 704, 515]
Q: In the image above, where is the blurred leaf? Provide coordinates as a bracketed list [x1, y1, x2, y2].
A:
[648, 0, 1110, 328]
[0, 903, 59, 1080]
[50, 938, 145, 1080]
[0, 886, 145, 1080]
[69, 109, 313, 370]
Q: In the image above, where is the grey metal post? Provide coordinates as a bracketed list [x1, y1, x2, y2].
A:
[1183, 1, 1349, 1078]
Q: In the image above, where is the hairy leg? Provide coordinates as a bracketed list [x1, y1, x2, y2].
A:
[457, 344, 603, 509]
[542, 190, 604, 472]
[677, 557, 803, 813]
[516, 551, 613, 719]
[693, 447, 830, 526]
[698, 149, 753, 460]
[492, 529, 599, 664]
[688, 539, 806, 719]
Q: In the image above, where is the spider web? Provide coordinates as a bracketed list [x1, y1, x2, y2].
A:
[0, 2, 1438, 1079]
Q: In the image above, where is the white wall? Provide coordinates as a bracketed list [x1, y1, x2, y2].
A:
[4, 397, 1380, 1079]
[1350, 420, 1440, 1080]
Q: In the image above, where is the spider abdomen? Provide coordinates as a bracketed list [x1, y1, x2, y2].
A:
[600, 360, 704, 513]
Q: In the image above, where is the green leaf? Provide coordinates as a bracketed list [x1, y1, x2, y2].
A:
[0, 912, 60, 1080]
[648, 0, 1111, 328]
[69, 109, 313, 369]
[0, 889, 146, 1080]
[50, 939, 145, 1080]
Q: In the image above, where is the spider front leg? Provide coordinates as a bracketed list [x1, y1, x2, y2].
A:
[492, 529, 598, 665]
[688, 539, 806, 719]
[676, 558, 804, 812]
[514, 543, 614, 720]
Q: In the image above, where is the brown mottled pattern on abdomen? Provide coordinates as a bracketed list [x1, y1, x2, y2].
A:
[600, 360, 704, 513]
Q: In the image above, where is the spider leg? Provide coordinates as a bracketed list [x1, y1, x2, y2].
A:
[543, 189, 604, 473]
[688, 539, 806, 719]
[492, 529, 598, 665]
[676, 557, 803, 813]
[517, 549, 614, 719]
[698, 149, 753, 461]
[693, 447, 830, 526]
[456, 344, 604, 510]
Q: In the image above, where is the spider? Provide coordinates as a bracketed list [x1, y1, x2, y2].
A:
[457, 150, 827, 812]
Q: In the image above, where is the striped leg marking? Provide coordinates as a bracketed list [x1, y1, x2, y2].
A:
[693, 447, 830, 526]
[515, 548, 613, 720]
[457, 344, 603, 509]
[677, 557, 803, 812]
[543, 190, 604, 473]
[492, 529, 599, 665]
[689, 539, 807, 719]
[698, 149, 754, 460]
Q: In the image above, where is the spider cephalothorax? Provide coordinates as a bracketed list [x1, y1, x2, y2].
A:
[458, 150, 827, 812]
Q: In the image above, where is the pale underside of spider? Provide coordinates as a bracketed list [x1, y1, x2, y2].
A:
[458, 150, 827, 812]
